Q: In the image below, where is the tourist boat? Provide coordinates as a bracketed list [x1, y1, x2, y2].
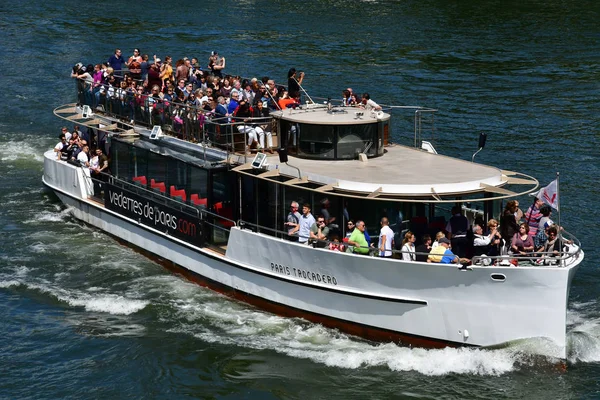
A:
[43, 84, 583, 358]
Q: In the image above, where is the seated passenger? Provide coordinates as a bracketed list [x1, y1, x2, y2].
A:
[473, 224, 495, 256]
[486, 219, 502, 256]
[348, 220, 369, 255]
[310, 215, 330, 248]
[415, 234, 432, 262]
[328, 236, 344, 252]
[54, 134, 68, 160]
[428, 238, 457, 264]
[511, 222, 534, 256]
[431, 231, 446, 249]
[278, 90, 298, 109]
[344, 220, 355, 241]
[535, 226, 573, 265]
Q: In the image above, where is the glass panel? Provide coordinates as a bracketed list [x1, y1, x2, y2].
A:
[256, 179, 278, 236]
[297, 123, 335, 159]
[112, 141, 130, 180]
[210, 170, 236, 245]
[338, 123, 378, 159]
[167, 159, 188, 191]
[147, 151, 168, 185]
[132, 146, 148, 182]
[189, 166, 208, 206]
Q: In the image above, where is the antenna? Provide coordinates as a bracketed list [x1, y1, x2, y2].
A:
[471, 133, 487, 162]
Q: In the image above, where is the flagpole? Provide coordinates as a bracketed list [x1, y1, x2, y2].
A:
[556, 171, 562, 266]
[556, 171, 561, 230]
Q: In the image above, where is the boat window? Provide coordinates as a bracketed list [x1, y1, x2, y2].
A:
[132, 146, 149, 182]
[111, 140, 132, 180]
[240, 175, 256, 226]
[147, 151, 168, 186]
[167, 158, 189, 193]
[256, 179, 278, 235]
[338, 123, 378, 159]
[189, 166, 208, 202]
[297, 123, 335, 159]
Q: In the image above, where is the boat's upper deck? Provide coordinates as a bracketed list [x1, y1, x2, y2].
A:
[236, 144, 524, 199]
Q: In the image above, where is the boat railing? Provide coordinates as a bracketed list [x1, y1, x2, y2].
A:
[75, 79, 436, 156]
[75, 80, 279, 160]
[80, 169, 237, 232]
[239, 218, 581, 268]
[470, 229, 582, 268]
[311, 94, 438, 150]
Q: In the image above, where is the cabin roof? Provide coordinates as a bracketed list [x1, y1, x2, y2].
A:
[271, 106, 391, 125]
[235, 144, 538, 200]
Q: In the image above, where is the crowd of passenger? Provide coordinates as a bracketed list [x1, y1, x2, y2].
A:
[70, 48, 382, 153]
[53, 125, 109, 194]
[285, 199, 571, 266]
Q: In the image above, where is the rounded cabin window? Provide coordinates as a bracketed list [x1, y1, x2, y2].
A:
[274, 108, 389, 160]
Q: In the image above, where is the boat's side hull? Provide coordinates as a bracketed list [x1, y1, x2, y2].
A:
[42, 151, 582, 356]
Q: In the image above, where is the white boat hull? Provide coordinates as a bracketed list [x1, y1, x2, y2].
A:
[42, 151, 582, 357]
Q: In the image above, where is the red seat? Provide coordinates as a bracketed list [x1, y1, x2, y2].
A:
[170, 185, 187, 202]
[150, 179, 166, 193]
[190, 194, 207, 206]
[132, 175, 147, 186]
[214, 201, 234, 227]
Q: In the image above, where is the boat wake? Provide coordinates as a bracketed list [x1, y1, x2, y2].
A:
[3, 198, 599, 375]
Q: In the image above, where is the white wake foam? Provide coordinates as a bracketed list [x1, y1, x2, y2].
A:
[65, 294, 149, 315]
[0, 140, 45, 163]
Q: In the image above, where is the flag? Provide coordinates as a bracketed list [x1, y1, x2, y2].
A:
[534, 179, 559, 211]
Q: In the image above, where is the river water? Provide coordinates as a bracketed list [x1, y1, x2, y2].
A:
[1, 0, 599, 398]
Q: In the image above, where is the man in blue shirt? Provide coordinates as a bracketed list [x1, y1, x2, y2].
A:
[107, 49, 126, 76]
[298, 203, 315, 245]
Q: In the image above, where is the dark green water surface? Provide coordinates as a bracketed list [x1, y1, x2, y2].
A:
[1, 1, 599, 398]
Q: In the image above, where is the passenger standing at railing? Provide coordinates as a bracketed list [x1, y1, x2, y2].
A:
[54, 134, 68, 160]
[287, 68, 304, 99]
[107, 49, 126, 80]
[285, 202, 301, 242]
[378, 217, 395, 258]
[76, 145, 90, 167]
[126, 49, 142, 80]
[208, 51, 225, 78]
[298, 204, 316, 245]
[342, 90, 351, 106]
[446, 206, 470, 258]
[401, 231, 416, 261]
[361, 93, 382, 111]
[348, 221, 369, 255]
[140, 54, 150, 82]
[160, 56, 173, 87]
[525, 197, 544, 236]
[71, 65, 94, 106]
[147, 57, 162, 90]
[175, 58, 190, 84]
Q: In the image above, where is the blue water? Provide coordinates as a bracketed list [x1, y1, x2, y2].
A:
[1, 1, 600, 398]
